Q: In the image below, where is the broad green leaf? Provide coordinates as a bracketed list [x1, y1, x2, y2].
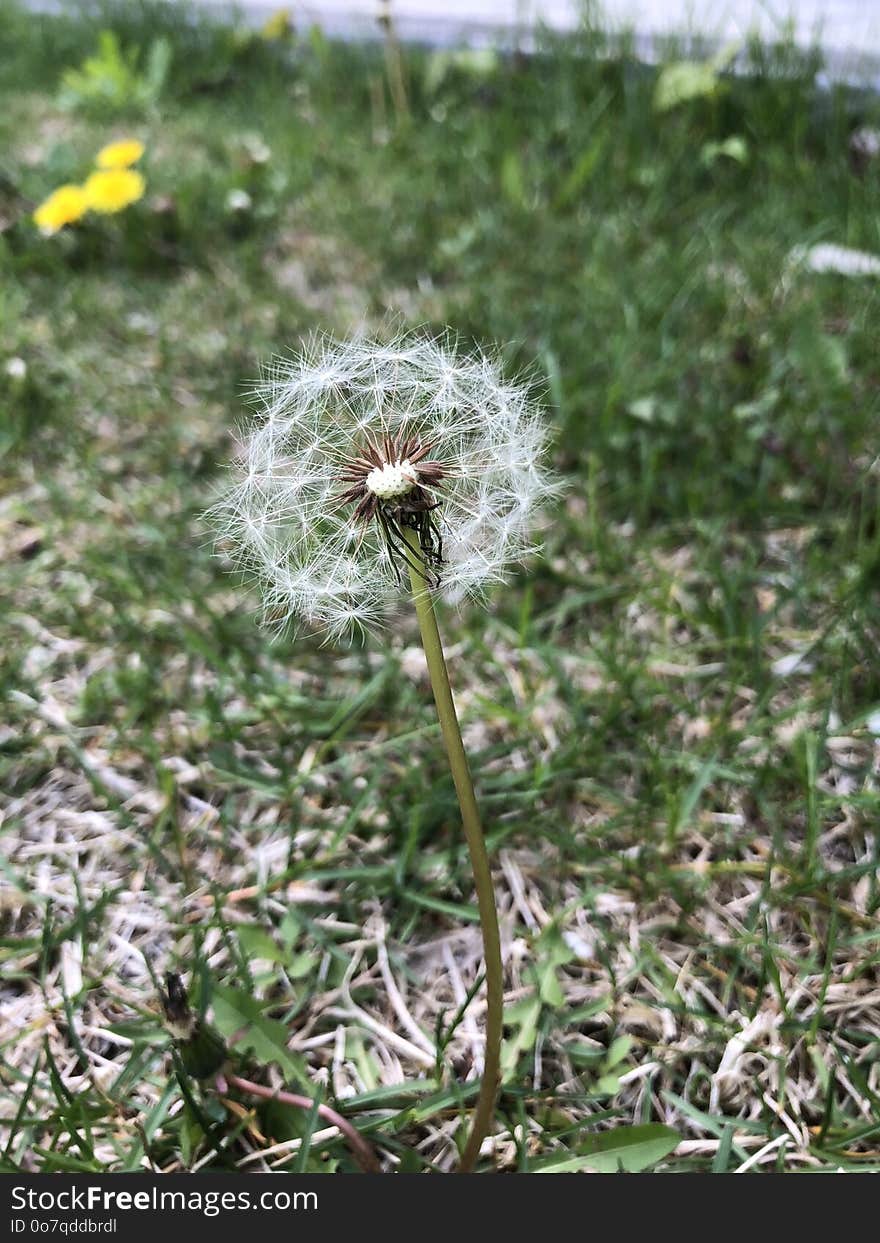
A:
[210, 984, 302, 1080]
[654, 61, 719, 111]
[604, 1035, 633, 1069]
[236, 926, 282, 962]
[535, 924, 576, 1008]
[701, 135, 749, 165]
[501, 151, 526, 208]
[424, 48, 498, 95]
[534, 1123, 679, 1173]
[501, 995, 542, 1080]
[287, 951, 317, 981]
[566, 1041, 605, 1066]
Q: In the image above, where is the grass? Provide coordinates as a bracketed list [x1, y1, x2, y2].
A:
[2, 0, 880, 1173]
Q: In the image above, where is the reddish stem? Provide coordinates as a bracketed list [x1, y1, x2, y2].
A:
[224, 1073, 381, 1174]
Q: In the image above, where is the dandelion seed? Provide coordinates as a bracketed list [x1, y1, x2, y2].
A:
[790, 242, 880, 278]
[240, 134, 271, 166]
[225, 188, 253, 213]
[210, 332, 557, 639]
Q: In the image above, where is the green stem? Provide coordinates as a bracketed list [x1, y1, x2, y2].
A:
[404, 530, 503, 1174]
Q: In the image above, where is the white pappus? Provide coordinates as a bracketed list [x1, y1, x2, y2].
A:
[209, 332, 558, 640]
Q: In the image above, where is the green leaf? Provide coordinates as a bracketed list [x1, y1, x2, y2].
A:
[565, 1040, 604, 1066]
[501, 994, 542, 1080]
[58, 28, 168, 116]
[556, 135, 605, 207]
[654, 61, 720, 112]
[424, 48, 497, 96]
[701, 135, 749, 165]
[500, 150, 526, 208]
[534, 1123, 680, 1173]
[144, 37, 172, 99]
[287, 952, 317, 980]
[604, 1035, 633, 1069]
[236, 926, 283, 963]
[534, 924, 576, 1008]
[210, 984, 302, 1080]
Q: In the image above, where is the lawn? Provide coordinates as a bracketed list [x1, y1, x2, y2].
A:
[2, 0, 880, 1174]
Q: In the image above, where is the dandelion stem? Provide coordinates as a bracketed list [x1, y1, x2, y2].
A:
[224, 1073, 381, 1173]
[404, 529, 503, 1174]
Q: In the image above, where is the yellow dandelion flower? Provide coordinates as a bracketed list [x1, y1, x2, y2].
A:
[82, 169, 145, 214]
[261, 8, 292, 39]
[95, 139, 145, 170]
[33, 184, 89, 235]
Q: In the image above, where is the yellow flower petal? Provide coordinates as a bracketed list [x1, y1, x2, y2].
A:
[95, 139, 145, 170]
[82, 169, 146, 214]
[33, 184, 88, 235]
[261, 8, 292, 39]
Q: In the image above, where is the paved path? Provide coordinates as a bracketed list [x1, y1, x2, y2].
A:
[18, 0, 862, 81]
[191, 0, 880, 71]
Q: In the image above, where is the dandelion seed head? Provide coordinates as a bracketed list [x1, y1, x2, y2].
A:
[209, 331, 558, 639]
[366, 459, 418, 500]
